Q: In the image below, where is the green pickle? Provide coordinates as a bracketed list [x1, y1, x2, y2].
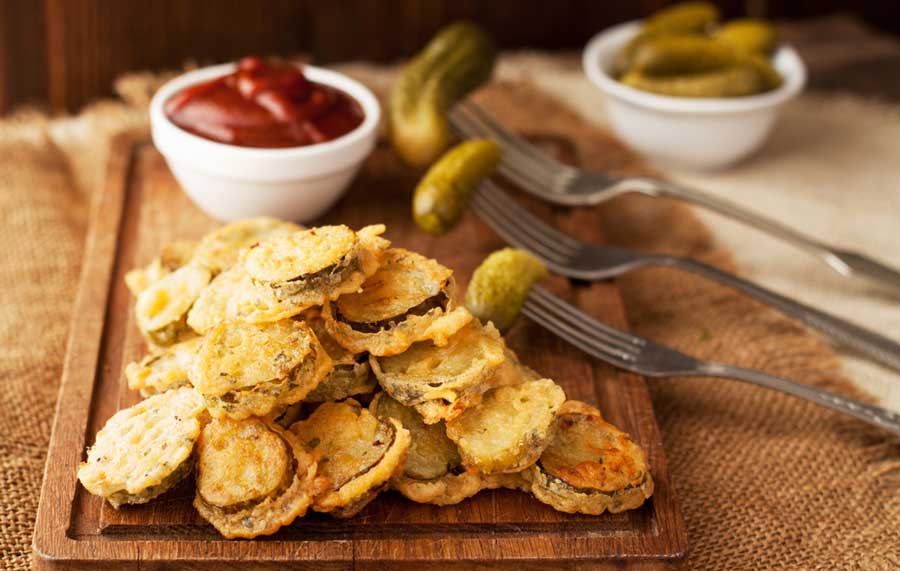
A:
[413, 139, 501, 235]
[714, 19, 779, 55]
[643, 1, 720, 35]
[465, 248, 548, 332]
[621, 66, 766, 98]
[631, 35, 738, 76]
[612, 33, 655, 78]
[613, 2, 720, 77]
[744, 54, 782, 91]
[612, 3, 783, 98]
[390, 21, 496, 169]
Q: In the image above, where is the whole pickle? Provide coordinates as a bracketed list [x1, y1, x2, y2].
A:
[621, 66, 768, 98]
[412, 139, 501, 235]
[743, 54, 783, 91]
[611, 32, 656, 78]
[714, 19, 779, 55]
[631, 35, 738, 76]
[465, 248, 548, 332]
[390, 21, 496, 169]
[643, 1, 720, 35]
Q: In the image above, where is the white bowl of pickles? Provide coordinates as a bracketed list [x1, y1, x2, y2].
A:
[583, 3, 806, 170]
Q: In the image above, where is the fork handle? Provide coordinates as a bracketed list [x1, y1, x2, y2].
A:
[698, 362, 900, 436]
[633, 178, 900, 293]
[664, 255, 900, 373]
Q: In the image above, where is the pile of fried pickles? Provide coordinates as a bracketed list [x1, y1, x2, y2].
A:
[77, 218, 654, 538]
[613, 1, 783, 97]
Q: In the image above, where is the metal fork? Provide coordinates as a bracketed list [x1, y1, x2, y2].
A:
[523, 285, 900, 436]
[471, 182, 900, 373]
[450, 101, 900, 293]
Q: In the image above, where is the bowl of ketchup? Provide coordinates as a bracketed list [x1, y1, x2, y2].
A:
[150, 57, 380, 222]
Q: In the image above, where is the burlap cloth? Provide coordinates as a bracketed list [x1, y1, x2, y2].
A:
[3, 45, 899, 571]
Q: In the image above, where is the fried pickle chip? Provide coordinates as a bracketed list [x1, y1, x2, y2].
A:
[125, 259, 167, 296]
[190, 319, 332, 419]
[370, 393, 483, 505]
[240, 225, 387, 314]
[324, 248, 472, 356]
[370, 320, 518, 424]
[77, 388, 206, 508]
[125, 240, 199, 295]
[290, 399, 410, 517]
[135, 264, 211, 347]
[524, 401, 654, 515]
[192, 217, 302, 275]
[160, 239, 200, 270]
[266, 401, 307, 428]
[186, 265, 302, 330]
[194, 417, 323, 538]
[185, 266, 249, 334]
[125, 337, 202, 396]
[445, 378, 565, 474]
[303, 313, 374, 402]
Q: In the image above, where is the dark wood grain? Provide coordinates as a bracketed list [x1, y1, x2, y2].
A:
[0, 0, 48, 112]
[20, 0, 900, 113]
[32, 128, 685, 568]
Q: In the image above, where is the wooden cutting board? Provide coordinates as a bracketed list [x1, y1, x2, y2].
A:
[33, 121, 686, 569]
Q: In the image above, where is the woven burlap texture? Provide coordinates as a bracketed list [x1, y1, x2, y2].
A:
[2, 57, 898, 570]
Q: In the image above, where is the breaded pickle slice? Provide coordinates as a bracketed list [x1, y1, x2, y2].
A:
[446, 378, 565, 474]
[187, 265, 305, 331]
[190, 320, 332, 419]
[125, 259, 167, 296]
[192, 217, 302, 274]
[125, 240, 198, 295]
[77, 388, 206, 508]
[370, 320, 511, 424]
[241, 224, 387, 312]
[194, 417, 323, 538]
[371, 393, 483, 505]
[406, 347, 535, 425]
[324, 248, 472, 356]
[125, 337, 202, 396]
[525, 401, 654, 515]
[185, 266, 247, 334]
[303, 312, 375, 403]
[135, 264, 211, 347]
[290, 399, 410, 517]
[266, 401, 307, 429]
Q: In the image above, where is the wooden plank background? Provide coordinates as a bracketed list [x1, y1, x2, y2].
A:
[3, 0, 900, 114]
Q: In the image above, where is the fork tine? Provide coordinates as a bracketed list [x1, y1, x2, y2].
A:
[448, 104, 492, 139]
[497, 155, 559, 189]
[470, 191, 573, 265]
[522, 296, 637, 368]
[477, 183, 581, 250]
[473, 185, 584, 265]
[460, 102, 564, 172]
[493, 162, 557, 197]
[528, 286, 642, 353]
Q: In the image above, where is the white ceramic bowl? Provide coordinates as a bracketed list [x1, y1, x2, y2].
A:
[582, 21, 806, 170]
[150, 63, 380, 222]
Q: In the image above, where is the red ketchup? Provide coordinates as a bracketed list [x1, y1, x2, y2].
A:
[164, 57, 364, 148]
